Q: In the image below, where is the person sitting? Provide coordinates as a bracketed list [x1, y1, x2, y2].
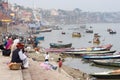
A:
[2, 36, 13, 56]
[9, 43, 29, 70]
[10, 36, 20, 57]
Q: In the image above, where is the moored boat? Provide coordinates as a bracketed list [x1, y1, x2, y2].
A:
[36, 36, 44, 41]
[45, 48, 73, 53]
[94, 33, 100, 37]
[93, 37, 100, 44]
[39, 28, 52, 33]
[65, 44, 112, 52]
[63, 50, 116, 55]
[92, 59, 120, 67]
[90, 69, 120, 79]
[83, 54, 120, 60]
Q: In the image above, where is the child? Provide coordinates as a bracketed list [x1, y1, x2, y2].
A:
[44, 52, 50, 64]
[58, 58, 62, 72]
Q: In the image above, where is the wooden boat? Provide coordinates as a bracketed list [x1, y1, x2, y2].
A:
[109, 31, 116, 34]
[61, 32, 66, 35]
[92, 59, 120, 67]
[93, 37, 100, 44]
[36, 36, 44, 41]
[94, 33, 100, 37]
[85, 29, 93, 33]
[63, 50, 116, 55]
[39, 28, 52, 33]
[45, 48, 73, 53]
[90, 69, 120, 79]
[83, 54, 120, 60]
[50, 43, 72, 48]
[107, 28, 117, 34]
[72, 32, 81, 37]
[84, 53, 113, 56]
[65, 44, 112, 52]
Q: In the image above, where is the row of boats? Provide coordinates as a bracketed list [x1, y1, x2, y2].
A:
[48, 43, 112, 53]
[46, 43, 120, 79]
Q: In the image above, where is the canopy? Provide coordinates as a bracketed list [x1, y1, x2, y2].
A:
[1, 19, 11, 23]
[0, 11, 12, 23]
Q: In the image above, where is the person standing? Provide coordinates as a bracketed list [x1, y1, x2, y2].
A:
[33, 36, 39, 48]
[44, 52, 50, 63]
[58, 58, 62, 73]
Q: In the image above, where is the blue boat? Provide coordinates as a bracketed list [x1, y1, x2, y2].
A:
[36, 36, 44, 41]
[82, 54, 120, 60]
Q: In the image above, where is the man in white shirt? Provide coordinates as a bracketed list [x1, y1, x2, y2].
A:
[44, 52, 50, 63]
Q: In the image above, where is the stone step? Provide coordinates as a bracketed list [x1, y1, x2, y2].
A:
[0, 53, 23, 80]
[27, 58, 73, 80]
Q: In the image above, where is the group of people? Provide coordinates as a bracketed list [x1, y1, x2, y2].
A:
[0, 35, 29, 69]
[44, 52, 63, 72]
[0, 34, 62, 71]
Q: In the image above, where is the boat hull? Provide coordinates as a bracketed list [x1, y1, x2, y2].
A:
[65, 44, 112, 52]
[83, 54, 120, 60]
[92, 60, 120, 67]
[63, 50, 116, 55]
[91, 73, 120, 79]
[45, 48, 73, 53]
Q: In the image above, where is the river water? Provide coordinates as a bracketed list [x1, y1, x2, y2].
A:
[38, 23, 120, 74]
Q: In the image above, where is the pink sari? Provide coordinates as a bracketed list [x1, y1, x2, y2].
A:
[5, 38, 13, 50]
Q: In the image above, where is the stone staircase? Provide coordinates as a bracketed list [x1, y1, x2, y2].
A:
[0, 52, 73, 80]
[0, 53, 23, 80]
[25, 58, 73, 80]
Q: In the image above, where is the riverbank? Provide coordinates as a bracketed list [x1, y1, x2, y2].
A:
[7, 23, 91, 80]
[26, 50, 91, 80]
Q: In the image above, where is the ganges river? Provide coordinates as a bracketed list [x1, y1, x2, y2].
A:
[38, 23, 120, 74]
